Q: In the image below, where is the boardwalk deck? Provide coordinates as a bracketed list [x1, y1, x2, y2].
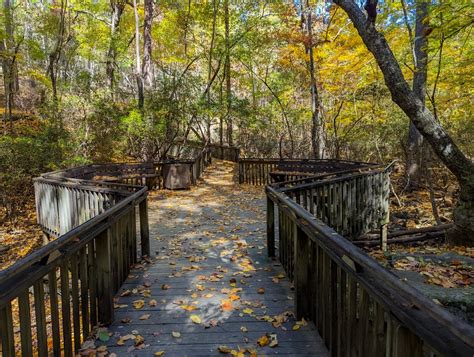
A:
[106, 161, 328, 356]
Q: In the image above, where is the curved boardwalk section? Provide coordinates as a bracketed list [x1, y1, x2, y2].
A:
[107, 160, 328, 356]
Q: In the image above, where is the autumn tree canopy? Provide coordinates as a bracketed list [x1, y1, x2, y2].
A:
[0, 0, 473, 241]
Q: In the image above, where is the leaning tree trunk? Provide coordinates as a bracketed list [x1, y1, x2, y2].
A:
[333, 0, 474, 245]
[2, 0, 15, 132]
[142, 0, 154, 89]
[132, 0, 144, 110]
[301, 0, 325, 159]
[224, 0, 233, 146]
[106, 1, 125, 98]
[405, 0, 428, 189]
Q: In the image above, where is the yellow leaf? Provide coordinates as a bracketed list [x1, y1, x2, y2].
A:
[218, 345, 232, 353]
[190, 315, 202, 324]
[172, 331, 181, 338]
[180, 305, 197, 311]
[133, 300, 145, 309]
[292, 324, 301, 330]
[242, 308, 253, 315]
[154, 352, 165, 356]
[257, 334, 269, 347]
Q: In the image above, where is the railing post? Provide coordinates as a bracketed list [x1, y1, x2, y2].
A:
[267, 196, 275, 257]
[139, 198, 151, 257]
[96, 227, 114, 325]
[239, 161, 243, 184]
[295, 223, 310, 320]
[380, 224, 388, 252]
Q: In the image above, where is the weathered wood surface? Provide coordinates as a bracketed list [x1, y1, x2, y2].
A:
[0, 177, 149, 356]
[266, 184, 474, 357]
[238, 158, 377, 185]
[107, 161, 328, 356]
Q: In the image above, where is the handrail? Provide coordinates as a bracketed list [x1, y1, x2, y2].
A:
[0, 143, 219, 356]
[0, 186, 146, 282]
[266, 185, 474, 355]
[266, 165, 474, 356]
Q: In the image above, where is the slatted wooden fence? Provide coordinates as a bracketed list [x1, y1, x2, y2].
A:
[0, 183, 149, 356]
[209, 144, 240, 162]
[281, 168, 390, 239]
[238, 158, 376, 185]
[266, 179, 474, 357]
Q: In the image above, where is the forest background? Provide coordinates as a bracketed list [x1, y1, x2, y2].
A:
[0, 0, 472, 240]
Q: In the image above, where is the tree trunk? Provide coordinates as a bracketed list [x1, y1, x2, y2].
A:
[47, 0, 67, 131]
[301, 0, 325, 159]
[2, 0, 16, 133]
[405, 0, 428, 189]
[132, 0, 144, 109]
[106, 1, 125, 98]
[206, 0, 217, 142]
[142, 0, 154, 89]
[334, 0, 474, 244]
[224, 0, 233, 146]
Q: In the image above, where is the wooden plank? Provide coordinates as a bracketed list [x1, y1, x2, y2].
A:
[96, 228, 114, 325]
[33, 280, 48, 357]
[267, 196, 275, 257]
[18, 290, 33, 357]
[139, 199, 150, 257]
[87, 241, 98, 327]
[48, 270, 61, 356]
[0, 302, 15, 357]
[295, 224, 309, 320]
[79, 247, 90, 340]
[70, 254, 82, 351]
[60, 261, 73, 357]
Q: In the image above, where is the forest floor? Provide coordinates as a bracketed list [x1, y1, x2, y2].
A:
[0, 200, 44, 271]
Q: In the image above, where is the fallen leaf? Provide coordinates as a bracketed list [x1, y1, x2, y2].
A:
[269, 333, 278, 347]
[172, 331, 181, 338]
[154, 352, 165, 356]
[190, 315, 202, 324]
[221, 299, 233, 311]
[98, 330, 110, 342]
[257, 334, 269, 347]
[180, 304, 198, 312]
[133, 300, 145, 309]
[218, 345, 232, 353]
[134, 335, 144, 346]
[139, 314, 150, 320]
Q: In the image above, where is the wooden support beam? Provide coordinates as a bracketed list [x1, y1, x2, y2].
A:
[96, 228, 114, 325]
[139, 199, 151, 258]
[267, 196, 275, 257]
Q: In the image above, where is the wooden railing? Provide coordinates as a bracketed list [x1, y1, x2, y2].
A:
[266, 182, 474, 356]
[282, 168, 390, 239]
[0, 182, 149, 356]
[238, 158, 376, 185]
[209, 144, 240, 162]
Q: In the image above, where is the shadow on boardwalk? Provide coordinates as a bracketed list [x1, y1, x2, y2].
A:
[107, 160, 328, 356]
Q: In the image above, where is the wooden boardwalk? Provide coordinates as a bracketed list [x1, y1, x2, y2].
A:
[106, 160, 328, 356]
